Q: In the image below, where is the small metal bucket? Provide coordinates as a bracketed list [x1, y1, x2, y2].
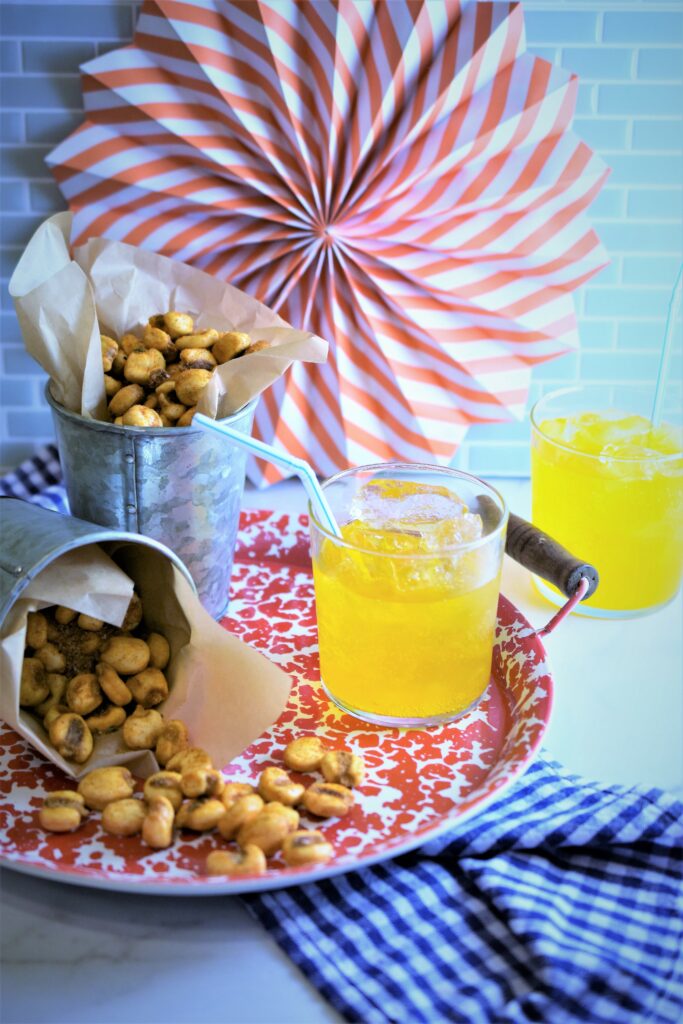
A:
[0, 497, 195, 629]
[46, 385, 256, 619]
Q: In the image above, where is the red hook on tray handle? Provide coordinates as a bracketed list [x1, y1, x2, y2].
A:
[534, 575, 591, 638]
[504, 512, 599, 638]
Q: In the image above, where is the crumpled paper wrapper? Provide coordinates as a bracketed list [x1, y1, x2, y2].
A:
[9, 212, 328, 421]
[0, 542, 291, 780]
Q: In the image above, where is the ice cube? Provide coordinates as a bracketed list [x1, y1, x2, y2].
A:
[348, 479, 483, 552]
[647, 424, 683, 456]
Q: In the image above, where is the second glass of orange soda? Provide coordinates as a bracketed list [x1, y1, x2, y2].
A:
[309, 464, 508, 727]
[531, 386, 683, 616]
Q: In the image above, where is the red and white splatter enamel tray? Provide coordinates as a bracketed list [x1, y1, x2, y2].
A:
[0, 511, 553, 895]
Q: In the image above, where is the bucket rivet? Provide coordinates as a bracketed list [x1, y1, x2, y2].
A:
[126, 504, 136, 514]
[12, 566, 23, 576]
[124, 454, 134, 464]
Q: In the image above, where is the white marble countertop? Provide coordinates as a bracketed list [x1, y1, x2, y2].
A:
[2, 478, 681, 1024]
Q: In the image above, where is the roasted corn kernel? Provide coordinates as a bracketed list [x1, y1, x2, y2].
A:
[257, 767, 304, 807]
[78, 613, 104, 632]
[101, 798, 146, 837]
[161, 312, 194, 339]
[108, 384, 145, 418]
[147, 633, 170, 670]
[66, 673, 102, 716]
[302, 782, 354, 818]
[25, 612, 48, 649]
[78, 765, 134, 810]
[144, 771, 184, 811]
[121, 593, 143, 632]
[236, 802, 299, 856]
[320, 751, 365, 789]
[124, 349, 166, 387]
[175, 797, 225, 831]
[86, 703, 127, 734]
[166, 747, 212, 774]
[142, 796, 175, 849]
[175, 329, 218, 351]
[216, 793, 264, 841]
[48, 712, 93, 763]
[282, 830, 334, 867]
[39, 790, 87, 832]
[122, 405, 164, 428]
[283, 736, 326, 773]
[180, 767, 225, 799]
[54, 606, 77, 626]
[206, 846, 266, 877]
[122, 706, 165, 749]
[20, 657, 49, 707]
[96, 663, 133, 706]
[212, 331, 251, 364]
[174, 369, 212, 407]
[221, 782, 257, 808]
[100, 636, 150, 675]
[126, 667, 168, 708]
[155, 719, 189, 767]
[35, 643, 66, 674]
[35, 673, 68, 717]
[101, 335, 119, 372]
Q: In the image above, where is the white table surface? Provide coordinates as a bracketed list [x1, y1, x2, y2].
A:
[2, 478, 681, 1024]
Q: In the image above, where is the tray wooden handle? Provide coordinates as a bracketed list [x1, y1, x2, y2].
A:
[505, 512, 599, 600]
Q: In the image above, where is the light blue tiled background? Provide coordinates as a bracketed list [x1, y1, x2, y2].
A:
[0, 0, 681, 474]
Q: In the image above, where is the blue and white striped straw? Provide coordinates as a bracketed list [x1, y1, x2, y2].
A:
[194, 413, 342, 538]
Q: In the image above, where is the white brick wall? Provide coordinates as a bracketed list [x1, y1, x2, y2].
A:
[1, 0, 681, 475]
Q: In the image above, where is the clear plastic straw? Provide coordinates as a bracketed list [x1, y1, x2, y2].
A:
[651, 264, 683, 428]
[193, 413, 342, 538]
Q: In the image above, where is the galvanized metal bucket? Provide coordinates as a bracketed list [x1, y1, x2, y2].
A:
[0, 497, 196, 629]
[46, 385, 256, 619]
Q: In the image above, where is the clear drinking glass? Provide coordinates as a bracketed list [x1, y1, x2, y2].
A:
[309, 463, 508, 727]
[531, 385, 683, 617]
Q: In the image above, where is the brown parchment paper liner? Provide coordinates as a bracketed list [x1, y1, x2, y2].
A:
[9, 212, 328, 421]
[0, 543, 291, 781]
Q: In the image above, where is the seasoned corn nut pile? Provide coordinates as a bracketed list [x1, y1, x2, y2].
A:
[100, 311, 271, 429]
[37, 734, 367, 880]
[20, 596, 174, 766]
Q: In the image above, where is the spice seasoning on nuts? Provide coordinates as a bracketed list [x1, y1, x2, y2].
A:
[98, 312, 272, 430]
[20, 593, 175, 766]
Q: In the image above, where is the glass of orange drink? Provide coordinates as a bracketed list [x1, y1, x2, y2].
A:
[309, 464, 508, 727]
[531, 386, 683, 617]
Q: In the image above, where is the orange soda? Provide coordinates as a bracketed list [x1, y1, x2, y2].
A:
[310, 474, 507, 725]
[531, 410, 683, 613]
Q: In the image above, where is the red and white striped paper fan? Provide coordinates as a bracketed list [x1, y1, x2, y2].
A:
[48, 0, 608, 484]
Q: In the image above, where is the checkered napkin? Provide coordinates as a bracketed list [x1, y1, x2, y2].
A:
[3, 450, 683, 1024]
[0, 444, 66, 512]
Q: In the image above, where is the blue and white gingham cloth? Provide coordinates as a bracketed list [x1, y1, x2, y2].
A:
[0, 444, 66, 512]
[3, 449, 683, 1024]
